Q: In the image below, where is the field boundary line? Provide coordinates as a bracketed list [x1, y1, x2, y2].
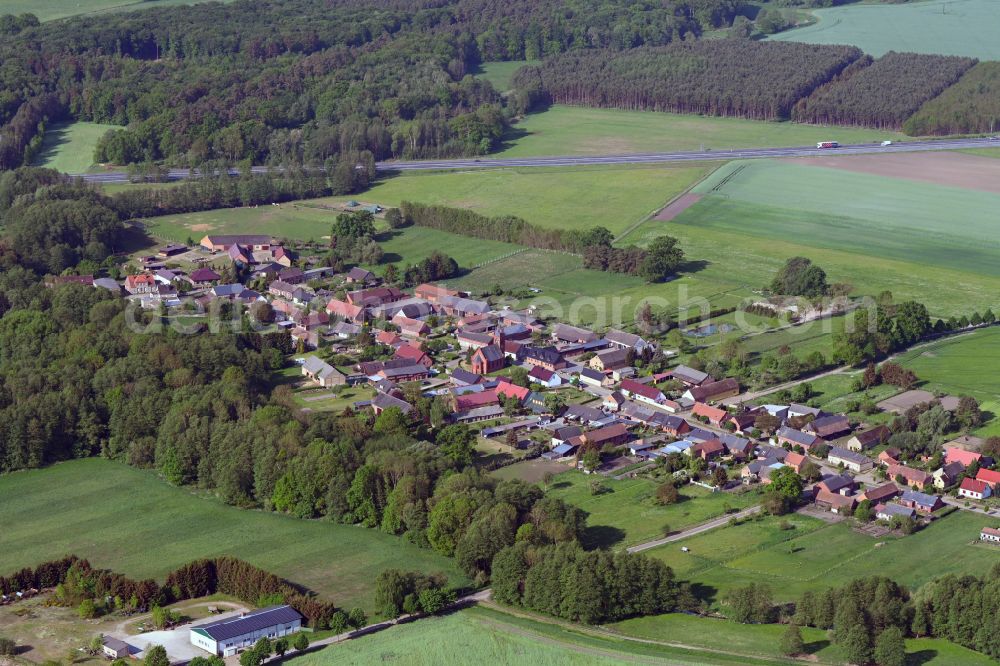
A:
[614, 161, 730, 245]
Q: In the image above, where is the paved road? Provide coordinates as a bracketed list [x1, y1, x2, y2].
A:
[72, 136, 999, 184]
[627, 504, 762, 553]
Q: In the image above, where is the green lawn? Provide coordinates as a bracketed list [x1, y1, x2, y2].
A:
[0, 0, 233, 22]
[648, 159, 1000, 318]
[645, 510, 1000, 606]
[543, 471, 759, 549]
[474, 60, 537, 92]
[0, 459, 468, 615]
[31, 121, 121, 173]
[769, 0, 1000, 60]
[896, 327, 1000, 436]
[496, 105, 904, 158]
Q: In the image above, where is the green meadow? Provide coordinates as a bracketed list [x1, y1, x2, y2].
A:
[769, 0, 1000, 60]
[542, 471, 759, 549]
[290, 602, 993, 666]
[32, 121, 121, 173]
[474, 60, 537, 92]
[293, 604, 796, 666]
[896, 327, 1000, 436]
[0, 459, 468, 614]
[645, 510, 1000, 606]
[612, 613, 994, 666]
[145, 164, 708, 239]
[496, 105, 903, 158]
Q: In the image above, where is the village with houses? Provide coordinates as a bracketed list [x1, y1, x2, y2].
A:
[46, 230, 1000, 560]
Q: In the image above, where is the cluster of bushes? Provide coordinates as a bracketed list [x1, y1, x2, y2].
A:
[373, 569, 455, 618]
[492, 542, 692, 623]
[512, 41, 862, 120]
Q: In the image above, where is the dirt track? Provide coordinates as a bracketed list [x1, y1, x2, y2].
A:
[653, 193, 702, 221]
[791, 151, 1000, 194]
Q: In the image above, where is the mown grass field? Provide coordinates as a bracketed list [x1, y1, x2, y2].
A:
[896, 327, 1000, 436]
[0, 459, 468, 614]
[31, 121, 120, 173]
[542, 471, 759, 549]
[769, 0, 1000, 60]
[647, 159, 1000, 318]
[645, 510, 1000, 606]
[0, 0, 233, 22]
[496, 105, 903, 158]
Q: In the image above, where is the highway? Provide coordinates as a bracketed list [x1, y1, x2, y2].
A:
[72, 136, 998, 184]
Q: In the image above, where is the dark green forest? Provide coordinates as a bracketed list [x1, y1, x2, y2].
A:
[0, 0, 745, 170]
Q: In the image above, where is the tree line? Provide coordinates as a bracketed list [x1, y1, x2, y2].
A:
[2, 555, 337, 628]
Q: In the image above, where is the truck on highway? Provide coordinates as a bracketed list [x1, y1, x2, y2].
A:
[816, 141, 839, 149]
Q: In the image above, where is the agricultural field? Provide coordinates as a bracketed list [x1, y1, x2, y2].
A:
[645, 510, 1000, 606]
[31, 121, 120, 173]
[0, 0, 233, 22]
[542, 471, 760, 549]
[768, 0, 1000, 61]
[896, 327, 1000, 436]
[0, 459, 469, 614]
[496, 105, 904, 158]
[647, 155, 1000, 318]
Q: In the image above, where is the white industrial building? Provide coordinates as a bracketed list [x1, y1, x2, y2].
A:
[190, 605, 302, 656]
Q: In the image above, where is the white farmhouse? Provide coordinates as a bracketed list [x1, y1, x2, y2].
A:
[190, 605, 303, 656]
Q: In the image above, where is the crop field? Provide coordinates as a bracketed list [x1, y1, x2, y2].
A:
[645, 510, 1000, 605]
[0, 0, 234, 22]
[31, 121, 120, 173]
[542, 471, 759, 549]
[0, 459, 468, 614]
[496, 105, 903, 158]
[650, 157, 1000, 317]
[768, 0, 1000, 61]
[896, 327, 1000, 436]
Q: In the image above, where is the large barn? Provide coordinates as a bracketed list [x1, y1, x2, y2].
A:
[190, 605, 302, 656]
